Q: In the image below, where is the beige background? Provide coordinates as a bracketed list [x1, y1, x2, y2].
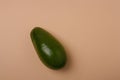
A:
[0, 0, 120, 80]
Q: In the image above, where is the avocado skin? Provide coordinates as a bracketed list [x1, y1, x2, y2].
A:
[30, 27, 67, 70]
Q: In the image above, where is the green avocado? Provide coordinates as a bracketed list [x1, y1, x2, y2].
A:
[30, 27, 67, 70]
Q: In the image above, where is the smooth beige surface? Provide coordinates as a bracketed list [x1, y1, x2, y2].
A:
[0, 0, 120, 80]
